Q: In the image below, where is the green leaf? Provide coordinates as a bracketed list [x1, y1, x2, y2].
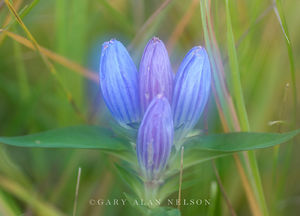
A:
[185, 129, 300, 152]
[159, 169, 200, 201]
[163, 130, 300, 201]
[169, 129, 300, 171]
[115, 163, 143, 199]
[0, 126, 134, 160]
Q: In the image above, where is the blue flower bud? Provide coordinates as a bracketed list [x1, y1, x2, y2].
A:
[172, 46, 211, 141]
[99, 39, 140, 129]
[139, 37, 174, 115]
[136, 96, 173, 181]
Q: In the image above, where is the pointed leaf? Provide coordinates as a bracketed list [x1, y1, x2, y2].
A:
[0, 126, 135, 161]
[185, 129, 300, 152]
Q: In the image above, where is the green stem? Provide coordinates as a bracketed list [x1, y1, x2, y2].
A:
[144, 181, 159, 208]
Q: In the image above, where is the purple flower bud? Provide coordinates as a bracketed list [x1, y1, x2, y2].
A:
[136, 96, 173, 181]
[99, 39, 140, 129]
[139, 37, 174, 115]
[172, 46, 211, 141]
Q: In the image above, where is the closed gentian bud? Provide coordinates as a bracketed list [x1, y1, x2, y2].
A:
[136, 95, 173, 181]
[99, 39, 140, 129]
[172, 46, 211, 142]
[139, 37, 174, 114]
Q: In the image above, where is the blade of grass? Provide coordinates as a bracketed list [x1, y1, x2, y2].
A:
[0, 0, 22, 44]
[200, 2, 259, 214]
[167, 0, 198, 52]
[4, 0, 87, 122]
[271, 83, 289, 215]
[233, 154, 261, 216]
[226, 0, 257, 130]
[49, 152, 82, 203]
[12, 30, 30, 101]
[236, 3, 275, 48]
[0, 146, 32, 190]
[212, 160, 237, 216]
[0, 0, 22, 26]
[15, 0, 40, 18]
[271, 6, 298, 210]
[225, 0, 269, 215]
[55, 0, 67, 56]
[202, 0, 239, 131]
[0, 0, 40, 45]
[69, 0, 88, 94]
[72, 167, 81, 216]
[272, 83, 289, 178]
[12, 30, 48, 187]
[0, 175, 65, 216]
[207, 181, 218, 216]
[55, 0, 88, 124]
[222, 3, 275, 66]
[200, 1, 265, 215]
[97, 0, 134, 36]
[273, 0, 297, 126]
[1, 31, 98, 82]
[0, 191, 21, 216]
[205, 109, 237, 216]
[128, 0, 174, 50]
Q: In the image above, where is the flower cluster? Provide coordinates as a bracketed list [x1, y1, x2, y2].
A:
[99, 37, 211, 181]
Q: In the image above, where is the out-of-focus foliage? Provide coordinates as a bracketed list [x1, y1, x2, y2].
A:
[0, 0, 300, 215]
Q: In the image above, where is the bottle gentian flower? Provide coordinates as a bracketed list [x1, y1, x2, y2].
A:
[139, 37, 173, 114]
[136, 95, 173, 181]
[99, 37, 211, 184]
[172, 46, 211, 142]
[99, 39, 140, 129]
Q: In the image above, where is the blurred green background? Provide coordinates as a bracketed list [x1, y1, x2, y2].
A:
[0, 0, 300, 215]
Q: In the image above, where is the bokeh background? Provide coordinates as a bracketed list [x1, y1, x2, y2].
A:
[0, 0, 300, 215]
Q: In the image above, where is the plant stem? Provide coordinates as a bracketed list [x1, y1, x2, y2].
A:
[144, 181, 159, 208]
